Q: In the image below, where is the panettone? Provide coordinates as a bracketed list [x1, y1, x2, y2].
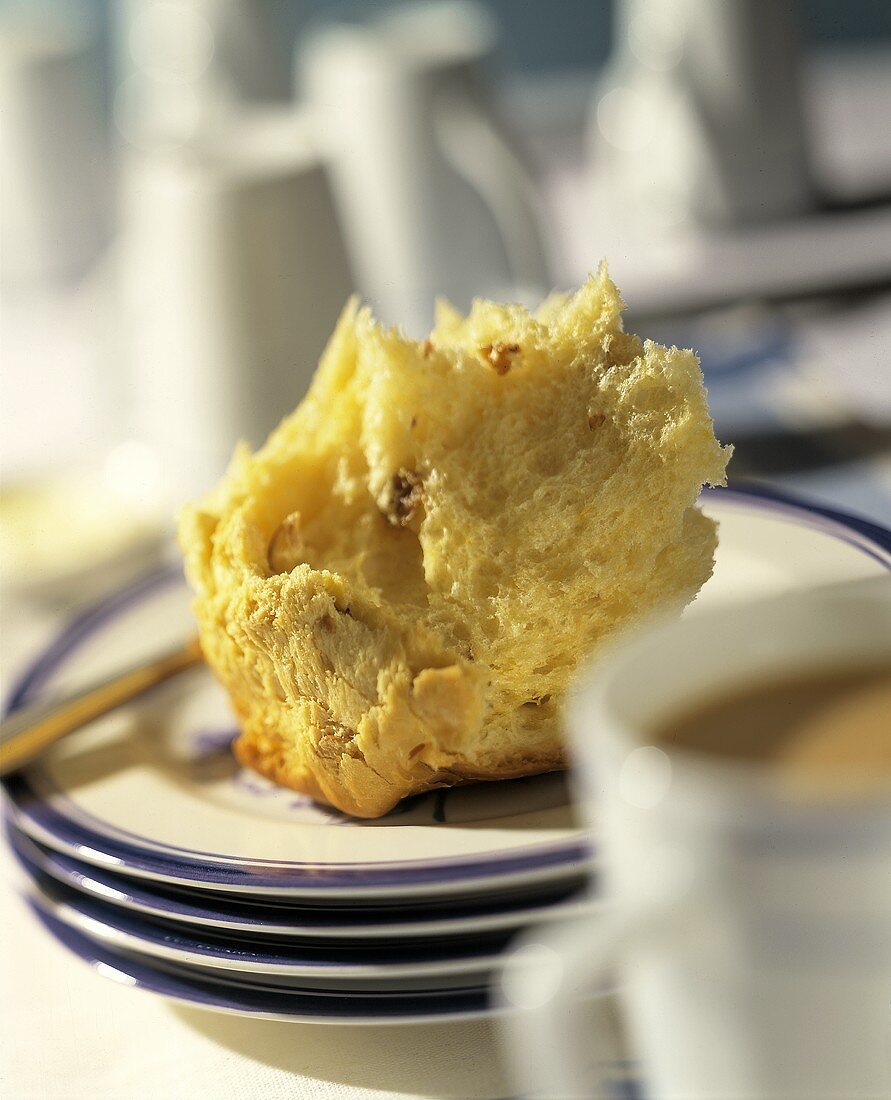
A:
[179, 267, 730, 817]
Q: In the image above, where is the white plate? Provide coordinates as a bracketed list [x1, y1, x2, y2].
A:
[8, 824, 589, 941]
[28, 903, 500, 1024]
[18, 866, 508, 985]
[4, 486, 888, 900]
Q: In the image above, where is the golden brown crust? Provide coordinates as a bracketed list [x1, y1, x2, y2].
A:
[234, 727, 566, 818]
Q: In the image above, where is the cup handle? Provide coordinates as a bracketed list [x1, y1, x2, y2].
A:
[501, 891, 698, 1100]
[433, 86, 552, 293]
[500, 911, 632, 1099]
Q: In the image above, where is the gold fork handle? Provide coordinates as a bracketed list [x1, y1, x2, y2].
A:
[0, 636, 203, 776]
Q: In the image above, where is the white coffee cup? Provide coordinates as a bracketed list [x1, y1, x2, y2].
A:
[500, 576, 891, 1099]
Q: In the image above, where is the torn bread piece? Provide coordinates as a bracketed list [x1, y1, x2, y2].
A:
[179, 267, 730, 817]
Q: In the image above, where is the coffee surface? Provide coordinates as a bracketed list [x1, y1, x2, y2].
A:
[656, 665, 891, 782]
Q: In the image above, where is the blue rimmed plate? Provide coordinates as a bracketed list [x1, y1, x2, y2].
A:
[27, 903, 499, 1024]
[8, 824, 590, 941]
[3, 486, 888, 901]
[17, 862, 505, 988]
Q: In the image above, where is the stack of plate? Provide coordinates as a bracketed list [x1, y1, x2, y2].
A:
[3, 812, 590, 1024]
[4, 487, 888, 1024]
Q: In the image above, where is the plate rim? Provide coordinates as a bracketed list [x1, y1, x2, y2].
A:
[4, 483, 889, 897]
[8, 822, 591, 940]
[27, 902, 500, 1025]
[20, 871, 508, 980]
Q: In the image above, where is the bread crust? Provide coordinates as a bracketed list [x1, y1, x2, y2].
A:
[233, 729, 566, 819]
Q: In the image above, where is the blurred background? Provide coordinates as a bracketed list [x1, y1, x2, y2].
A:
[1, 0, 890, 606]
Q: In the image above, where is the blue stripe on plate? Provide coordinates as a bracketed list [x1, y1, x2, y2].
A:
[16, 845, 512, 971]
[6, 821, 580, 932]
[28, 902, 497, 1022]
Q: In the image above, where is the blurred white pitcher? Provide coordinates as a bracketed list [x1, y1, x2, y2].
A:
[501, 577, 891, 1099]
[0, 1, 109, 286]
[298, 0, 550, 332]
[592, 0, 814, 230]
[119, 107, 354, 508]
